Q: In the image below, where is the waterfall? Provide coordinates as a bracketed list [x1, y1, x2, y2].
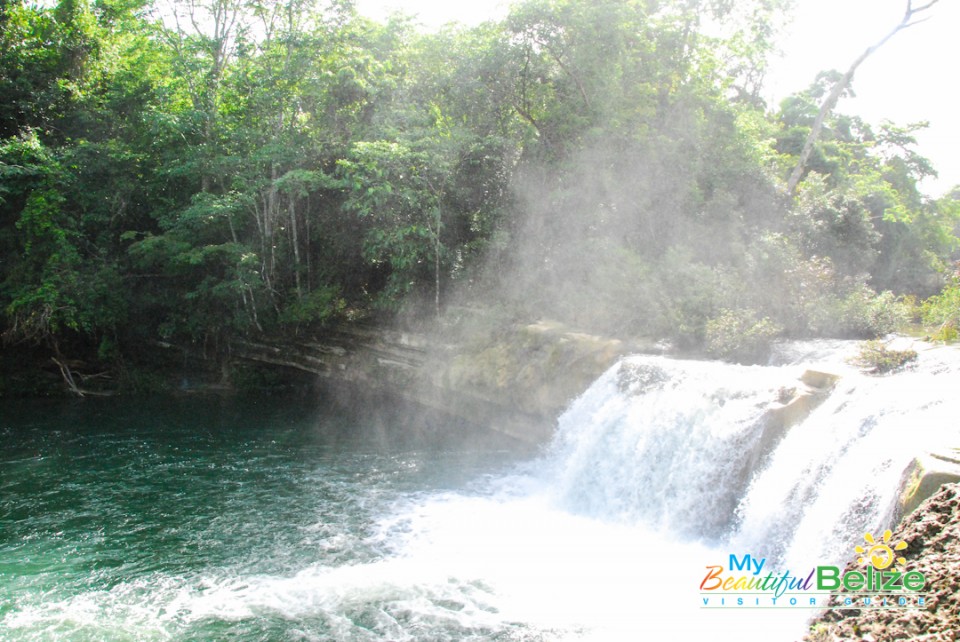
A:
[475, 341, 959, 639]
[544, 356, 803, 537]
[542, 345, 959, 565]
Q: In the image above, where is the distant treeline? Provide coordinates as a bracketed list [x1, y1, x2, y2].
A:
[1, 0, 958, 389]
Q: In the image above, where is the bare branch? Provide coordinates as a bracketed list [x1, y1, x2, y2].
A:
[908, 0, 941, 16]
[786, 0, 942, 195]
[52, 357, 111, 396]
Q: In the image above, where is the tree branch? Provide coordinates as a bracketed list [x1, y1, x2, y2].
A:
[52, 357, 115, 397]
[786, 0, 940, 196]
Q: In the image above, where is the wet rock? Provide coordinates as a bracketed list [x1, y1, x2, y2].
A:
[897, 451, 960, 518]
[434, 321, 630, 441]
[616, 360, 670, 395]
[800, 369, 841, 390]
[230, 320, 646, 444]
[757, 369, 839, 464]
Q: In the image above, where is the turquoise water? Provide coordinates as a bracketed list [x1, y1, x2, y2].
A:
[0, 394, 533, 641]
[7, 346, 953, 641]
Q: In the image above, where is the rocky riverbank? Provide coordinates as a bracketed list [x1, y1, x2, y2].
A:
[805, 482, 960, 642]
[228, 320, 641, 443]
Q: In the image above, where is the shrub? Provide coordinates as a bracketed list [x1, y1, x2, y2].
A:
[836, 287, 911, 338]
[705, 308, 782, 364]
[278, 285, 346, 327]
[655, 248, 738, 348]
[921, 279, 960, 342]
[851, 340, 918, 374]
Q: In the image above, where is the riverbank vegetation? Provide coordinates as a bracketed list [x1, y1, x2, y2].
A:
[2, 0, 958, 394]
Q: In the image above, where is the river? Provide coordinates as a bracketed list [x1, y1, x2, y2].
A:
[2, 340, 958, 641]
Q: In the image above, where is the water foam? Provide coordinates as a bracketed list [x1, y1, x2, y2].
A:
[5, 341, 958, 641]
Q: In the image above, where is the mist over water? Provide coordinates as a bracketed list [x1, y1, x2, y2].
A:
[2, 342, 958, 641]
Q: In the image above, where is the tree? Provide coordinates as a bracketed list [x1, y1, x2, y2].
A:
[0, 132, 127, 394]
[336, 140, 449, 313]
[786, 0, 941, 195]
[1, 0, 955, 393]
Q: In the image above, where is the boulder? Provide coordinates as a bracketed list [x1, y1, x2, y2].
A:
[799, 369, 841, 390]
[757, 369, 839, 462]
[897, 449, 960, 518]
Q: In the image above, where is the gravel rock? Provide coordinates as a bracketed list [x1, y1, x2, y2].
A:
[805, 483, 960, 641]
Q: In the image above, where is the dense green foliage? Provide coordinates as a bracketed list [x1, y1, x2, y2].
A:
[920, 256, 960, 341]
[1, 0, 958, 386]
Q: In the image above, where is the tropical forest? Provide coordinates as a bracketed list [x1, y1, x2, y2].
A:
[2, 0, 958, 395]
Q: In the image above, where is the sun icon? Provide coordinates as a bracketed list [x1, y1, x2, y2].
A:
[855, 530, 908, 570]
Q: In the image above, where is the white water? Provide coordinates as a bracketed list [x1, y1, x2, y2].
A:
[5, 340, 959, 641]
[357, 339, 960, 641]
[178, 340, 957, 640]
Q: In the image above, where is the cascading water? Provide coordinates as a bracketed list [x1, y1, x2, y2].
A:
[544, 349, 949, 558]
[544, 357, 805, 537]
[2, 341, 958, 641]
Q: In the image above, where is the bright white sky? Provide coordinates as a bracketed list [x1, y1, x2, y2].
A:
[354, 0, 959, 197]
[766, 0, 960, 197]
